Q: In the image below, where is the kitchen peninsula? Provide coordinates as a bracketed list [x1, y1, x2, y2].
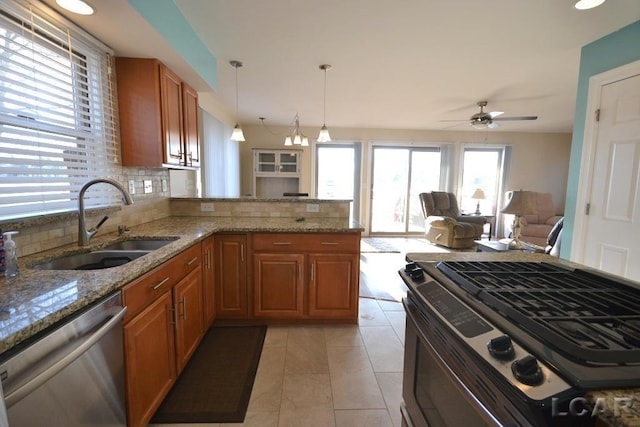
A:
[0, 198, 362, 357]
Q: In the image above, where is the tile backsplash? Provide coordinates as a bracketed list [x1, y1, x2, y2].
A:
[1, 167, 171, 258]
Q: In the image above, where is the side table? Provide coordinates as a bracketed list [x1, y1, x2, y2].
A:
[462, 214, 495, 240]
[475, 240, 536, 253]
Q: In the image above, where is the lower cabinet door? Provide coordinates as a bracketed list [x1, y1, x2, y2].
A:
[215, 235, 248, 318]
[124, 291, 176, 427]
[308, 253, 359, 320]
[174, 266, 204, 373]
[253, 253, 305, 318]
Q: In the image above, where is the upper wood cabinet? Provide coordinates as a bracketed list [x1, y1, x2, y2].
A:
[115, 57, 199, 168]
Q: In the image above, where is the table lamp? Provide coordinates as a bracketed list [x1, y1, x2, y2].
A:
[501, 190, 538, 249]
[471, 188, 486, 215]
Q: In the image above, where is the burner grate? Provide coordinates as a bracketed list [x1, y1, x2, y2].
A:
[436, 261, 640, 364]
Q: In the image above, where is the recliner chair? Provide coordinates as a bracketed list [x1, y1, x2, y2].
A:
[419, 192, 486, 249]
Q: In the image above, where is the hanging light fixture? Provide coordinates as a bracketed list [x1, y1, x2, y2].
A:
[574, 0, 606, 10]
[284, 114, 308, 147]
[229, 60, 245, 142]
[317, 64, 332, 142]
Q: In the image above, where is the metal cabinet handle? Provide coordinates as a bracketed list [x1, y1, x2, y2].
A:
[186, 256, 198, 266]
[310, 264, 314, 281]
[151, 277, 170, 290]
[241, 244, 245, 262]
[273, 242, 292, 245]
[4, 305, 127, 407]
[321, 242, 338, 245]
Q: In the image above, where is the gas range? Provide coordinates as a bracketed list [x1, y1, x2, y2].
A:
[399, 260, 640, 426]
[406, 261, 640, 389]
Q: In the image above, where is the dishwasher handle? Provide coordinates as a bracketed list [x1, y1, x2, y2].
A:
[3, 305, 127, 407]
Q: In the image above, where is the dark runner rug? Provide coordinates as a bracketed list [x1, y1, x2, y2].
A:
[151, 325, 267, 424]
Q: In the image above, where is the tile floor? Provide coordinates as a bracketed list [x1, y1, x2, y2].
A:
[152, 297, 406, 427]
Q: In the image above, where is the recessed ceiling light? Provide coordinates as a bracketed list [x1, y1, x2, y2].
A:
[574, 0, 606, 10]
[56, 0, 95, 15]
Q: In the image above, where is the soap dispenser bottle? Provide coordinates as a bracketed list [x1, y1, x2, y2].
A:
[3, 231, 19, 278]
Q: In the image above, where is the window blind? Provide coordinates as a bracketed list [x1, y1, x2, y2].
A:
[0, 0, 120, 221]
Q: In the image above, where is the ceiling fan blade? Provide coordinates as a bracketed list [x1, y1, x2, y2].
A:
[438, 119, 469, 122]
[493, 115, 538, 121]
[489, 111, 504, 118]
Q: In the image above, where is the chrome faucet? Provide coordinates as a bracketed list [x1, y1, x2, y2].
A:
[78, 178, 134, 246]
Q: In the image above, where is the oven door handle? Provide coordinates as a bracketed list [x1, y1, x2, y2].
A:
[404, 299, 503, 427]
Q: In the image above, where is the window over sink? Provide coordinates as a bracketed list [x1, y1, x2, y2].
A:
[0, 0, 119, 221]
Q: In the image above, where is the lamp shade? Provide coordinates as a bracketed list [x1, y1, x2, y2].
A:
[230, 124, 245, 142]
[471, 188, 486, 200]
[501, 190, 538, 216]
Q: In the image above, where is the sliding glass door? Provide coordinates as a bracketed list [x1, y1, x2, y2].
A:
[315, 143, 361, 219]
[370, 146, 441, 234]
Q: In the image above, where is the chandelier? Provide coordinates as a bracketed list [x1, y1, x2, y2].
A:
[284, 114, 308, 146]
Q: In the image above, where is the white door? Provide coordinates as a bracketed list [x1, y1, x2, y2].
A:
[582, 73, 640, 281]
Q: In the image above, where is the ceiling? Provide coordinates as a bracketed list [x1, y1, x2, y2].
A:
[43, 0, 640, 133]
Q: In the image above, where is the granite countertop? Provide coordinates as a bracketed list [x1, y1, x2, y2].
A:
[0, 216, 363, 358]
[405, 251, 640, 427]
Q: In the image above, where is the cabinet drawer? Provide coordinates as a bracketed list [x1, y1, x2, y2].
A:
[122, 243, 202, 321]
[252, 233, 360, 253]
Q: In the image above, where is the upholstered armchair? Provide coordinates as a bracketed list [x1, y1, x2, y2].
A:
[419, 192, 486, 249]
[503, 191, 563, 247]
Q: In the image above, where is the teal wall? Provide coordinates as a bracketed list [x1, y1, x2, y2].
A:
[127, 0, 218, 90]
[561, 20, 640, 259]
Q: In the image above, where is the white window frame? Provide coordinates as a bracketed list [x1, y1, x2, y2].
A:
[0, 0, 119, 221]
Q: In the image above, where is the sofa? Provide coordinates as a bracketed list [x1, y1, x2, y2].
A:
[419, 192, 486, 249]
[504, 191, 563, 247]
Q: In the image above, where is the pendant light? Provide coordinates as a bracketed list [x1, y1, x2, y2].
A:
[230, 60, 245, 142]
[317, 64, 332, 142]
[574, 0, 606, 9]
[284, 114, 308, 147]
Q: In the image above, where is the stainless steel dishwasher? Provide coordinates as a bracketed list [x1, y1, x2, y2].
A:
[0, 291, 127, 426]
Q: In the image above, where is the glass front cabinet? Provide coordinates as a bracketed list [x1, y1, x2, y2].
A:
[253, 149, 302, 197]
[254, 150, 301, 176]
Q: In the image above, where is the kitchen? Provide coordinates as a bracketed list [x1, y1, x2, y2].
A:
[1, 1, 640, 427]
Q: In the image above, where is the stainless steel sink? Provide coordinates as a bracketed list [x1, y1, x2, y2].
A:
[34, 250, 151, 271]
[101, 237, 178, 251]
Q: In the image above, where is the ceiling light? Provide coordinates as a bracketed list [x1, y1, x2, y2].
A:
[574, 0, 606, 10]
[285, 114, 308, 147]
[56, 0, 94, 15]
[230, 60, 245, 142]
[317, 64, 332, 142]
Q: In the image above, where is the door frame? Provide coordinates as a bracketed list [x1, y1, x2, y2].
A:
[571, 59, 640, 263]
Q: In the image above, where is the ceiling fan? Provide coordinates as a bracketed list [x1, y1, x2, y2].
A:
[444, 101, 538, 129]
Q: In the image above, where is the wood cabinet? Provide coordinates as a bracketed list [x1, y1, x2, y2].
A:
[215, 234, 248, 318]
[253, 253, 305, 318]
[116, 57, 199, 168]
[174, 266, 204, 373]
[123, 291, 175, 427]
[252, 232, 360, 321]
[122, 243, 203, 427]
[201, 236, 216, 328]
[308, 253, 359, 319]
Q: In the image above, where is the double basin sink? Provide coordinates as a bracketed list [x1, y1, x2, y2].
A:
[34, 237, 178, 271]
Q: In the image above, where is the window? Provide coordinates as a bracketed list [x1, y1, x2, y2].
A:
[0, 0, 119, 221]
[458, 147, 507, 215]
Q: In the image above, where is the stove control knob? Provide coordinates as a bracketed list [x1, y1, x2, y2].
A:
[487, 335, 515, 361]
[404, 262, 418, 272]
[408, 268, 424, 281]
[511, 355, 544, 386]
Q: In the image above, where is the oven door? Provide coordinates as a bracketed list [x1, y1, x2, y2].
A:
[402, 298, 501, 427]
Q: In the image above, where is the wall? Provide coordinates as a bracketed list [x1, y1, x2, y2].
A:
[562, 20, 640, 259]
[239, 123, 572, 226]
[1, 167, 171, 258]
